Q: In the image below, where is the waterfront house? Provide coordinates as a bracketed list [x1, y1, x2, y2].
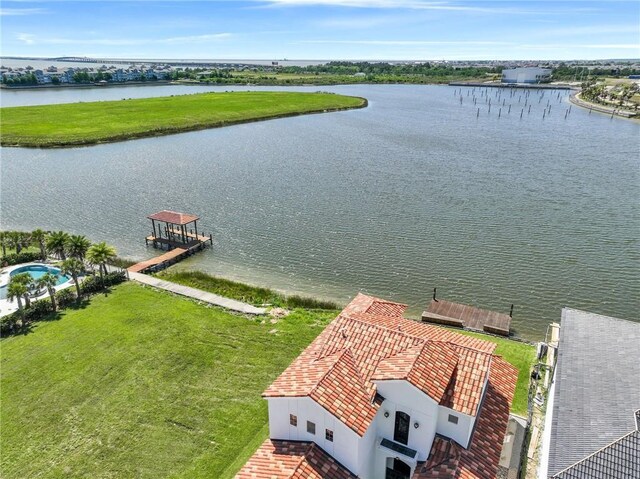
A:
[542, 309, 640, 479]
[237, 293, 518, 479]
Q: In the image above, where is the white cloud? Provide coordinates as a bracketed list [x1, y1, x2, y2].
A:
[257, 0, 537, 14]
[299, 39, 513, 45]
[16, 33, 37, 44]
[160, 33, 232, 44]
[0, 7, 48, 16]
[15, 32, 232, 46]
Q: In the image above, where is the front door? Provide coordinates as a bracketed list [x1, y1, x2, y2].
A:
[394, 411, 410, 445]
[385, 458, 411, 479]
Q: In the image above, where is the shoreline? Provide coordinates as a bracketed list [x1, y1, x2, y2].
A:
[0, 80, 175, 91]
[0, 92, 368, 149]
[568, 90, 638, 120]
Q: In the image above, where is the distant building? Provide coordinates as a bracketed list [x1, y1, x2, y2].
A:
[501, 67, 551, 84]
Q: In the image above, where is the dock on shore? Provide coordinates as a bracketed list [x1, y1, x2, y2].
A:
[422, 289, 512, 336]
[128, 210, 213, 274]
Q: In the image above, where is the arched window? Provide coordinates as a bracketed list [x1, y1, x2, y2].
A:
[394, 411, 410, 445]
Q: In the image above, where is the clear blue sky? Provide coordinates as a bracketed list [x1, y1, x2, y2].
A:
[1, 1, 639, 60]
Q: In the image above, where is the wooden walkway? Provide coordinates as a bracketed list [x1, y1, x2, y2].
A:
[128, 272, 266, 315]
[422, 299, 512, 336]
[128, 248, 189, 273]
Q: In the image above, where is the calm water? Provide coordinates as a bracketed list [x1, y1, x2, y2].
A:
[1, 84, 638, 339]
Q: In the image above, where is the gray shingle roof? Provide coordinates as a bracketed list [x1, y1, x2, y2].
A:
[547, 309, 640, 477]
[552, 430, 640, 479]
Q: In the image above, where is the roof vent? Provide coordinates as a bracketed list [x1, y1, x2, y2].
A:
[635, 409, 640, 431]
[340, 328, 347, 339]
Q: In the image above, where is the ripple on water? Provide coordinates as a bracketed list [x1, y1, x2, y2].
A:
[1, 84, 638, 340]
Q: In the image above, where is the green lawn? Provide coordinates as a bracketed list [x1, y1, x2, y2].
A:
[0, 91, 366, 148]
[456, 330, 536, 416]
[0, 282, 336, 479]
[157, 269, 535, 415]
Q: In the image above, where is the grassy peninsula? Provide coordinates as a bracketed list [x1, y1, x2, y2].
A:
[0, 91, 366, 148]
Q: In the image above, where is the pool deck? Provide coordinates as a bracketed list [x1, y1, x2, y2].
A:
[0, 262, 78, 318]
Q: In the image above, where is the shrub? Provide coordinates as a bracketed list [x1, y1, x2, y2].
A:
[56, 288, 76, 308]
[22, 298, 53, 323]
[285, 295, 338, 310]
[1, 251, 42, 267]
[81, 271, 127, 295]
[1, 314, 19, 336]
[107, 257, 136, 269]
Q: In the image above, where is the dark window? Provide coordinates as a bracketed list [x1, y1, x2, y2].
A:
[448, 414, 459, 424]
[307, 421, 316, 434]
[394, 411, 410, 445]
[325, 429, 333, 442]
[289, 414, 297, 427]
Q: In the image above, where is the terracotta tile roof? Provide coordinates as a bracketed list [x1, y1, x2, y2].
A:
[236, 440, 356, 479]
[147, 210, 199, 225]
[309, 350, 378, 436]
[413, 356, 518, 479]
[342, 292, 408, 317]
[440, 346, 493, 416]
[264, 294, 499, 436]
[373, 342, 459, 405]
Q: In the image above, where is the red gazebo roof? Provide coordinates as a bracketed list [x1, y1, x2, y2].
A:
[147, 210, 199, 225]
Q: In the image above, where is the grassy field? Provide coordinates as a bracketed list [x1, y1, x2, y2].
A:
[0, 282, 336, 479]
[0, 91, 366, 148]
[157, 269, 535, 415]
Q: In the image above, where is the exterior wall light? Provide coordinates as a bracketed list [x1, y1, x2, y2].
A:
[414, 422, 420, 429]
[384, 411, 389, 418]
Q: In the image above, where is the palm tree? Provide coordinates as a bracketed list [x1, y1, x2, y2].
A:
[31, 229, 48, 260]
[9, 272, 34, 309]
[47, 231, 70, 260]
[0, 231, 8, 257]
[6, 231, 19, 253]
[87, 242, 117, 282]
[7, 279, 28, 311]
[17, 232, 32, 254]
[61, 258, 84, 299]
[66, 235, 91, 261]
[37, 272, 58, 312]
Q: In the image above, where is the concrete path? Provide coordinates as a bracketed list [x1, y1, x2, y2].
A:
[128, 272, 266, 315]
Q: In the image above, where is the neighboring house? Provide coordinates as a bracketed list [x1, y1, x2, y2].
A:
[545, 309, 640, 479]
[501, 67, 551, 84]
[237, 293, 518, 479]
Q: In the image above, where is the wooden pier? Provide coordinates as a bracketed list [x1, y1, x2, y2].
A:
[128, 210, 213, 274]
[422, 290, 512, 336]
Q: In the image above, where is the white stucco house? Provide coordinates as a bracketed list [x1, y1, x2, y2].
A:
[237, 293, 518, 479]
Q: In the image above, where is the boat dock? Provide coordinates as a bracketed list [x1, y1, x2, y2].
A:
[422, 289, 512, 336]
[128, 210, 213, 274]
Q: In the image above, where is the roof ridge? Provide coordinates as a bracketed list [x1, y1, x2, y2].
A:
[551, 429, 640, 478]
[341, 312, 495, 355]
[310, 348, 369, 399]
[309, 349, 349, 398]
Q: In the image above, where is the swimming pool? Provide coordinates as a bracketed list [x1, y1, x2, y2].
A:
[0, 264, 71, 300]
